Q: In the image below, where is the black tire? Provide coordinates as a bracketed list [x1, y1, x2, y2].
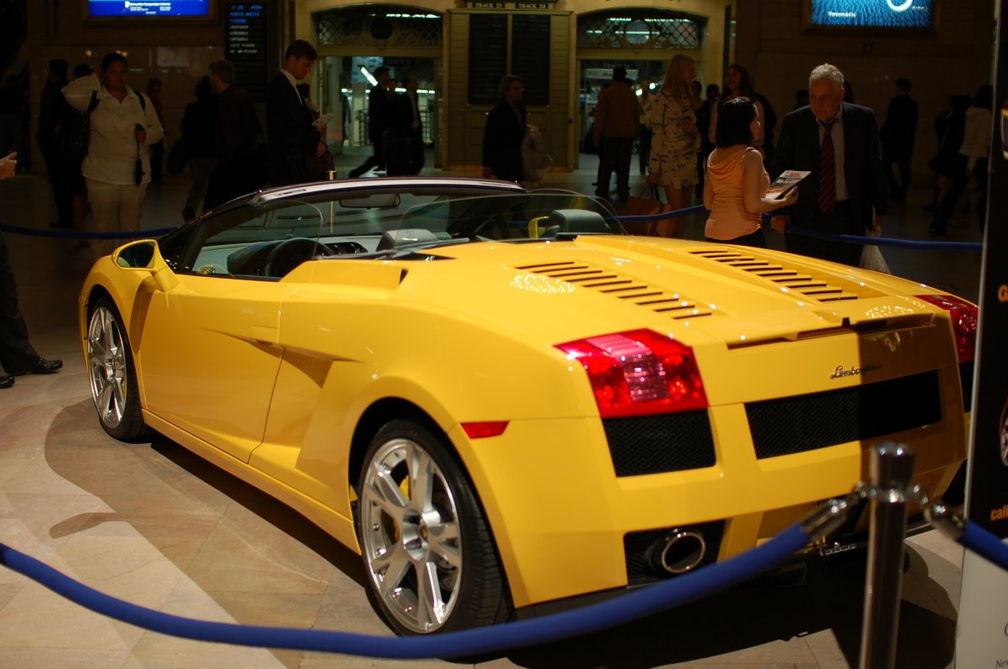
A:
[356, 419, 512, 635]
[86, 296, 149, 441]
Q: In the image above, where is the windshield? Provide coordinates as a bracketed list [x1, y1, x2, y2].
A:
[175, 187, 621, 279]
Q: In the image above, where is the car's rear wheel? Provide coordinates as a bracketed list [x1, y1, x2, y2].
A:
[357, 419, 511, 635]
[86, 297, 148, 441]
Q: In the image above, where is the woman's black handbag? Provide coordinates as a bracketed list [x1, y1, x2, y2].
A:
[59, 91, 99, 162]
[134, 135, 145, 186]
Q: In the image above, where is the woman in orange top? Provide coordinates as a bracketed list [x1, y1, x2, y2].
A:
[703, 98, 795, 247]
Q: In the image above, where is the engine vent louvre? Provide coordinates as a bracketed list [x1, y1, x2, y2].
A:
[688, 249, 860, 302]
[515, 261, 713, 319]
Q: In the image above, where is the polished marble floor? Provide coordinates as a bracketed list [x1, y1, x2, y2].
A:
[0, 149, 984, 668]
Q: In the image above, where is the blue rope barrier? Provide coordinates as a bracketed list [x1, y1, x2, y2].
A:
[0, 223, 177, 240]
[787, 224, 982, 252]
[0, 523, 810, 659]
[958, 522, 1008, 571]
[613, 210, 982, 253]
[619, 204, 707, 224]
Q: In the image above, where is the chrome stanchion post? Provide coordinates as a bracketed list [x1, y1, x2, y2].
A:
[859, 442, 915, 669]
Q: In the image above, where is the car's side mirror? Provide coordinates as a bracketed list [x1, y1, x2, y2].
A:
[112, 240, 178, 292]
[114, 240, 157, 268]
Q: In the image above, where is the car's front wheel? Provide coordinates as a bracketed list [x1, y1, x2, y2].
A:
[86, 297, 148, 441]
[357, 419, 512, 635]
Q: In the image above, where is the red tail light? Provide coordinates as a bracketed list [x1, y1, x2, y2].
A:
[916, 294, 978, 363]
[557, 329, 708, 418]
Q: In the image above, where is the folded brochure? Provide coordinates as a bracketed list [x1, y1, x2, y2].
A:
[767, 170, 810, 199]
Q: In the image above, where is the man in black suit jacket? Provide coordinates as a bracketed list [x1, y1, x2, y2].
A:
[482, 74, 526, 183]
[770, 63, 888, 267]
[266, 40, 326, 187]
[395, 74, 425, 175]
[879, 77, 918, 203]
[349, 67, 393, 178]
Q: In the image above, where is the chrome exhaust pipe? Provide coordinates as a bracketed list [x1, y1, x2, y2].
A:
[651, 529, 706, 575]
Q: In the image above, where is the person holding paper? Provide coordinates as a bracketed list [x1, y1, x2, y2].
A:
[266, 40, 326, 186]
[703, 98, 797, 247]
[770, 63, 887, 266]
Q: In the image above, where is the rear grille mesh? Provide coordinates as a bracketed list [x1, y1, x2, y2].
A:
[746, 370, 942, 459]
[688, 249, 860, 302]
[602, 411, 716, 477]
[515, 261, 712, 319]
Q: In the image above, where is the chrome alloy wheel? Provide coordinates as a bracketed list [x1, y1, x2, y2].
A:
[87, 305, 128, 429]
[359, 436, 463, 634]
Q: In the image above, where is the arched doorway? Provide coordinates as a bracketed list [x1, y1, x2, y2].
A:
[313, 5, 443, 166]
[575, 8, 708, 169]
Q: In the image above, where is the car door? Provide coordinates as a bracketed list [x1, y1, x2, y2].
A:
[137, 202, 323, 462]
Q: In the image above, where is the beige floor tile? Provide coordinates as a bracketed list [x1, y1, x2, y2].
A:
[0, 646, 131, 669]
[0, 580, 145, 650]
[124, 633, 291, 669]
[802, 630, 850, 669]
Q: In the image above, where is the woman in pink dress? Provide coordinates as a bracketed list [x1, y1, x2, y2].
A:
[703, 98, 796, 247]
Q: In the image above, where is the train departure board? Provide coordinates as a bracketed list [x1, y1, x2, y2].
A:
[468, 14, 509, 105]
[225, 2, 269, 101]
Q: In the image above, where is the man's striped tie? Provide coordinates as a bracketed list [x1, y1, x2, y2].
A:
[818, 119, 837, 213]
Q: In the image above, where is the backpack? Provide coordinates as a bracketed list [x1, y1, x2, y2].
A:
[58, 90, 98, 162]
[59, 90, 147, 162]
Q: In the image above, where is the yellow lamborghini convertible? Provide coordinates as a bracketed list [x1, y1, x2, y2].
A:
[80, 177, 974, 636]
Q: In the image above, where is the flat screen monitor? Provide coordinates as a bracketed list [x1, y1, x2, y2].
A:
[86, 0, 216, 20]
[803, 0, 938, 33]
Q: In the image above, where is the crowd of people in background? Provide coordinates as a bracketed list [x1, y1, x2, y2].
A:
[577, 57, 991, 256]
[0, 42, 994, 401]
[4, 43, 995, 273]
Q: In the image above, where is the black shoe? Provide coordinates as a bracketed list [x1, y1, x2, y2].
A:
[49, 220, 73, 228]
[922, 203, 937, 212]
[0, 374, 12, 389]
[9, 358, 63, 376]
[928, 227, 946, 236]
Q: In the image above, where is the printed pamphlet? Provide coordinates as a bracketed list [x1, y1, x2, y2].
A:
[767, 170, 811, 199]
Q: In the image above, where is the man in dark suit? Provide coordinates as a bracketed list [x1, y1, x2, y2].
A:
[395, 74, 425, 175]
[204, 59, 263, 210]
[880, 77, 918, 203]
[770, 63, 888, 267]
[349, 67, 393, 178]
[0, 152, 62, 389]
[266, 40, 326, 187]
[482, 74, 526, 183]
[37, 59, 75, 228]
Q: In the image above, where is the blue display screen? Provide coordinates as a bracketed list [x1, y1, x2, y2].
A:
[87, 0, 213, 18]
[808, 0, 934, 29]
